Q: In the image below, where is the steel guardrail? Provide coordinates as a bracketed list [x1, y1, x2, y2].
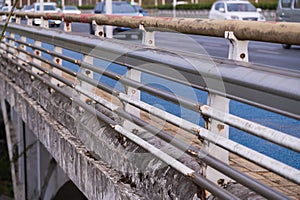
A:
[0, 36, 292, 200]
[2, 24, 300, 120]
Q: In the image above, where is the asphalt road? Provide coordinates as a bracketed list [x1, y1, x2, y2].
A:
[56, 22, 300, 71]
[157, 33, 300, 71]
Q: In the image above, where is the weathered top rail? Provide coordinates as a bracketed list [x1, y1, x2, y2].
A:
[2, 11, 300, 45]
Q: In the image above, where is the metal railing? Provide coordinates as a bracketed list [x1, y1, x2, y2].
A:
[1, 11, 300, 44]
[0, 12, 299, 199]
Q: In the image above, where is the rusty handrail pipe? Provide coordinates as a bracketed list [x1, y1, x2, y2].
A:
[1, 11, 300, 45]
[91, 15, 300, 45]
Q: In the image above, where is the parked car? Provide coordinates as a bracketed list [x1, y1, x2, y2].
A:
[19, 5, 33, 19]
[62, 5, 81, 14]
[89, 1, 142, 38]
[276, 0, 300, 49]
[32, 2, 61, 27]
[209, 0, 265, 21]
[21, 5, 33, 12]
[1, 6, 17, 21]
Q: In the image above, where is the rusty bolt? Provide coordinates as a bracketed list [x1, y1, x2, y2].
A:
[55, 58, 60, 64]
[98, 31, 104, 37]
[85, 70, 91, 75]
[240, 53, 246, 59]
[217, 179, 225, 186]
[86, 99, 92, 105]
[132, 129, 139, 134]
[35, 51, 40, 56]
[217, 124, 225, 133]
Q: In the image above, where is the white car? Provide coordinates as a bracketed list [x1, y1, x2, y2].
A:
[209, 0, 266, 21]
[1, 6, 17, 21]
[32, 2, 61, 27]
[62, 5, 81, 14]
[21, 5, 33, 12]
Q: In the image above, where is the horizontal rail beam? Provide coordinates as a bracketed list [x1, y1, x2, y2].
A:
[200, 105, 300, 153]
[2, 24, 300, 120]
[2, 12, 300, 45]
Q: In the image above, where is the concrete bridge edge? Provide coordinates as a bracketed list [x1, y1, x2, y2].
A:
[0, 72, 145, 200]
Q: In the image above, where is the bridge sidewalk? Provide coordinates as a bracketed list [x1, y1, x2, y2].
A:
[95, 88, 300, 199]
[229, 153, 300, 200]
[141, 109, 300, 199]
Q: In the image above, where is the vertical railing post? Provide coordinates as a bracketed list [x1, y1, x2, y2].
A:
[27, 16, 33, 26]
[225, 31, 249, 62]
[40, 17, 44, 28]
[123, 68, 141, 132]
[32, 41, 43, 75]
[122, 24, 155, 133]
[204, 94, 230, 185]
[204, 31, 249, 186]
[8, 32, 15, 60]
[64, 20, 72, 32]
[18, 36, 28, 66]
[81, 55, 94, 103]
[15, 16, 21, 24]
[139, 24, 155, 46]
[52, 46, 65, 87]
[93, 21, 105, 38]
[41, 17, 49, 29]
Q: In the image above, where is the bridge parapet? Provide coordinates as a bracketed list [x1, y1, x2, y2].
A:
[0, 13, 299, 200]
